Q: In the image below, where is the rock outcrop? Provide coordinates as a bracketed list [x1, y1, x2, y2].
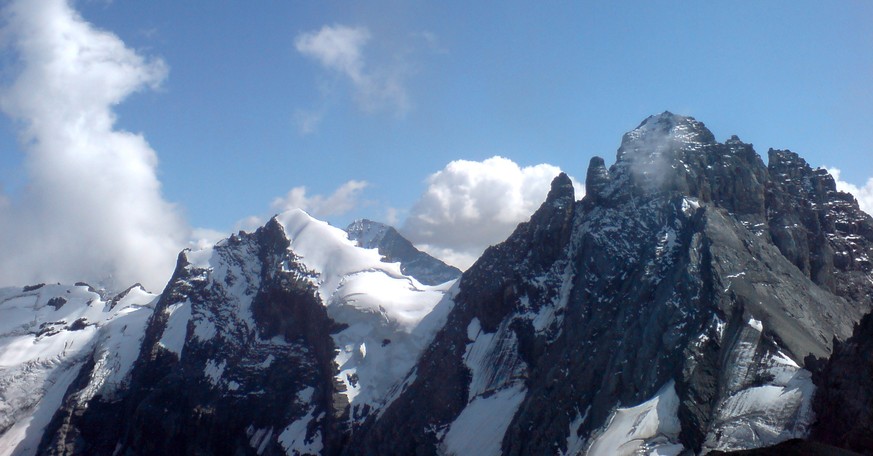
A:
[812, 310, 873, 454]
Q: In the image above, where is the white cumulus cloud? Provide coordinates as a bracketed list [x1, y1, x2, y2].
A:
[295, 24, 409, 116]
[0, 0, 188, 292]
[828, 168, 873, 216]
[401, 156, 583, 270]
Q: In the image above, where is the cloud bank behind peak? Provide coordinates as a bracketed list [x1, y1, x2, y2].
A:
[0, 0, 188, 292]
[401, 156, 583, 269]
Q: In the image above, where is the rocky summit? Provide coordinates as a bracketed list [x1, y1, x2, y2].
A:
[1, 113, 872, 455]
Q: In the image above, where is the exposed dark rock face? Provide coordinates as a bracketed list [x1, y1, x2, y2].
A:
[47, 297, 67, 310]
[812, 309, 873, 454]
[766, 148, 873, 309]
[38, 220, 343, 456]
[22, 283, 45, 292]
[351, 172, 577, 455]
[346, 219, 461, 285]
[351, 112, 873, 455]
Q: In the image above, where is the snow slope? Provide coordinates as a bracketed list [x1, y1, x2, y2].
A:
[0, 284, 156, 455]
[585, 381, 683, 456]
[276, 210, 455, 415]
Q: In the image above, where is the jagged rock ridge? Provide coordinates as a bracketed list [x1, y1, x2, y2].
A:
[1, 113, 871, 455]
[353, 112, 873, 455]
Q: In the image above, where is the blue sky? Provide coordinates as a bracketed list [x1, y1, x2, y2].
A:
[0, 0, 871, 289]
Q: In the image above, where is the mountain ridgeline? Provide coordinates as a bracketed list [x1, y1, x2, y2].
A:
[1, 113, 871, 455]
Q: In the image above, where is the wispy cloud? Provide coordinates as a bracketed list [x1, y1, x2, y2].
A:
[401, 156, 583, 269]
[230, 180, 370, 235]
[293, 107, 325, 135]
[828, 168, 873, 215]
[415, 31, 448, 54]
[0, 0, 188, 292]
[271, 180, 370, 219]
[295, 24, 410, 121]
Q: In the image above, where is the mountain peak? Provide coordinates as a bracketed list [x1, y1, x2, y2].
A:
[345, 218, 461, 285]
[619, 112, 716, 159]
[586, 113, 762, 208]
[346, 218, 391, 248]
[545, 172, 575, 206]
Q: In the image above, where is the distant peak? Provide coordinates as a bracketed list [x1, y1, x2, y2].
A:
[348, 218, 386, 229]
[346, 218, 392, 248]
[726, 134, 743, 145]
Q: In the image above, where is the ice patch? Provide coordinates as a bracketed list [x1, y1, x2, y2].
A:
[587, 380, 683, 456]
[704, 369, 815, 452]
[185, 246, 214, 270]
[463, 318, 526, 400]
[703, 331, 816, 452]
[564, 406, 591, 455]
[748, 317, 763, 332]
[682, 197, 700, 214]
[440, 316, 530, 455]
[158, 301, 191, 356]
[246, 426, 275, 455]
[204, 359, 227, 386]
[441, 384, 527, 456]
[655, 228, 677, 258]
[278, 408, 323, 456]
[0, 284, 157, 451]
[467, 318, 481, 341]
[0, 362, 84, 456]
[192, 317, 217, 342]
[77, 303, 153, 400]
[260, 354, 275, 368]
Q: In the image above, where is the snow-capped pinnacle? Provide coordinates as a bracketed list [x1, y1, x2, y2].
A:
[618, 111, 716, 159]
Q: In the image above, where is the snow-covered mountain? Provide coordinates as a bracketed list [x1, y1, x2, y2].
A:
[1, 113, 872, 455]
[25, 210, 455, 455]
